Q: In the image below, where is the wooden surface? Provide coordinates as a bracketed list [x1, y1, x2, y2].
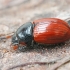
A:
[0, 0, 70, 70]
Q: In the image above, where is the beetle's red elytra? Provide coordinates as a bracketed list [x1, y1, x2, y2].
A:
[12, 18, 70, 51]
[33, 18, 70, 44]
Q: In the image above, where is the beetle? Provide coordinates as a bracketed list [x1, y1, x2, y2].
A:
[12, 18, 70, 51]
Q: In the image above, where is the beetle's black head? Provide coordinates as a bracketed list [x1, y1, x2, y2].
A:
[11, 33, 19, 50]
[12, 33, 18, 45]
[12, 33, 27, 51]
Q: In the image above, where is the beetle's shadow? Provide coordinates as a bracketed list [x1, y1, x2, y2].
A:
[18, 43, 65, 53]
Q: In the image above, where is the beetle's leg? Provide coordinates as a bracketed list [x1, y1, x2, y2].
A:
[18, 46, 28, 52]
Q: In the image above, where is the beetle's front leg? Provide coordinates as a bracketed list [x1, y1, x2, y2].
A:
[18, 44, 28, 52]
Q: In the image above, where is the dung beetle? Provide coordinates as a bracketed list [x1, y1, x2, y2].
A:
[12, 18, 70, 51]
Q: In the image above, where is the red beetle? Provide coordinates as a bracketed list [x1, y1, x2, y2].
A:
[12, 18, 70, 51]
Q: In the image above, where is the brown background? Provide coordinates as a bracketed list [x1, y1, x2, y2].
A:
[0, 0, 70, 70]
